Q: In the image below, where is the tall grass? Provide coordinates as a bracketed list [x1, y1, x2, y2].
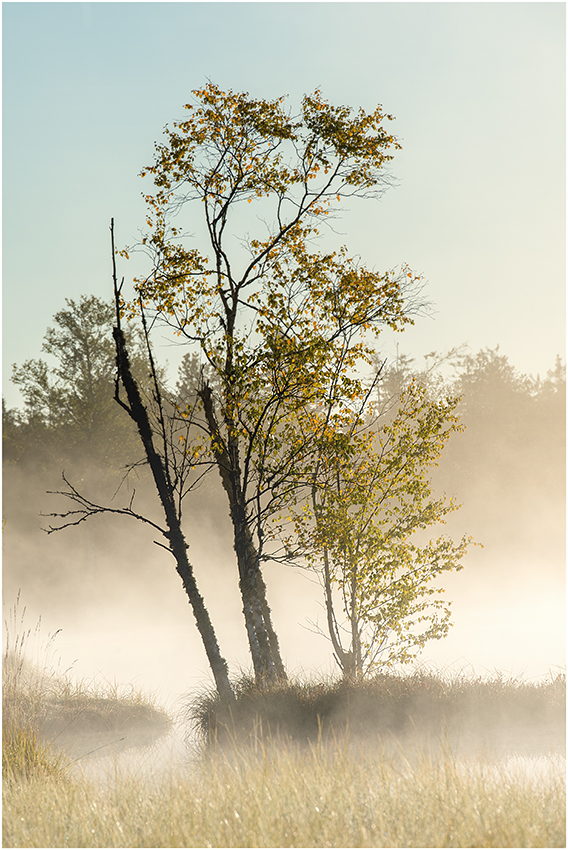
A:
[3, 595, 171, 772]
[189, 668, 566, 758]
[3, 732, 565, 848]
[3, 599, 565, 847]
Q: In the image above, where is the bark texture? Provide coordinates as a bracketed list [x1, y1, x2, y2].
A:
[199, 382, 286, 685]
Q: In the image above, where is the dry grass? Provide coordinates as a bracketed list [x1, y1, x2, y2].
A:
[3, 595, 171, 767]
[3, 599, 565, 847]
[2, 725, 69, 783]
[189, 668, 566, 758]
[3, 733, 565, 848]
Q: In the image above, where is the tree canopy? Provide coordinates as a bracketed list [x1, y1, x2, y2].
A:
[293, 379, 471, 678]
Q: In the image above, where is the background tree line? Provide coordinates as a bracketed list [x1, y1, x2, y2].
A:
[5, 301, 563, 537]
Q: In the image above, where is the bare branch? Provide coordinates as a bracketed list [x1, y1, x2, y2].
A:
[41, 473, 168, 537]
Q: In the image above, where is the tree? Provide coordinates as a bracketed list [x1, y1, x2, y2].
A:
[44, 221, 235, 704]
[293, 379, 471, 679]
[433, 346, 566, 561]
[123, 83, 422, 685]
[7, 295, 143, 470]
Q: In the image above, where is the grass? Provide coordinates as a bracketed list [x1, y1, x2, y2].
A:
[3, 595, 171, 772]
[3, 598, 565, 847]
[2, 724, 69, 783]
[189, 668, 566, 758]
[3, 732, 565, 847]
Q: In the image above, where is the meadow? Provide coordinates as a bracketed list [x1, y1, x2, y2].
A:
[3, 603, 565, 848]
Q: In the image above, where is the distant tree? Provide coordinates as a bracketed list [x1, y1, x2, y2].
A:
[373, 347, 465, 415]
[292, 380, 471, 679]
[175, 351, 220, 412]
[452, 347, 532, 427]
[436, 346, 566, 559]
[1, 399, 30, 465]
[7, 295, 143, 471]
[538, 354, 566, 399]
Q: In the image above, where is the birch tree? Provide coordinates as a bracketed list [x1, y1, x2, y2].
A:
[122, 83, 421, 684]
[294, 380, 472, 679]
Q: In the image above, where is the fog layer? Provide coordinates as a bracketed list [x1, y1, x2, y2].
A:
[3, 347, 565, 704]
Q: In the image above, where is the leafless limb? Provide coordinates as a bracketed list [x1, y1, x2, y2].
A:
[41, 473, 168, 538]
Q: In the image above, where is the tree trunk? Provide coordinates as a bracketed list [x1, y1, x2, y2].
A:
[111, 225, 234, 704]
[198, 383, 286, 685]
[350, 561, 362, 680]
[322, 545, 356, 680]
[256, 572, 287, 681]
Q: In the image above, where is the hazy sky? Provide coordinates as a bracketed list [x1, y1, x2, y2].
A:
[2, 2, 565, 409]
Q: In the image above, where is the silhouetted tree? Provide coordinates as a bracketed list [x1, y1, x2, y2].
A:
[43, 221, 235, 704]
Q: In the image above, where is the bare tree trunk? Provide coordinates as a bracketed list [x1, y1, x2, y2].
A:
[111, 221, 234, 705]
[350, 562, 362, 680]
[256, 572, 287, 681]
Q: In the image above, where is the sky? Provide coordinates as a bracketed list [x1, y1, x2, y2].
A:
[2, 2, 566, 702]
[2, 2, 565, 408]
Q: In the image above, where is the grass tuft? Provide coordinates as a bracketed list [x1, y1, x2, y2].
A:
[3, 595, 171, 771]
[187, 668, 566, 757]
[3, 723, 69, 782]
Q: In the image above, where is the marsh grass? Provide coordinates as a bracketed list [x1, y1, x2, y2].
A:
[3, 731, 565, 848]
[3, 595, 171, 768]
[189, 668, 566, 758]
[3, 600, 565, 848]
[2, 724, 69, 783]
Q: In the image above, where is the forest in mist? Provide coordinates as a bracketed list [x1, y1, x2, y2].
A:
[2, 293, 565, 698]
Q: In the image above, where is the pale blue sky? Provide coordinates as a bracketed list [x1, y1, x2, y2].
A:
[3, 2, 565, 407]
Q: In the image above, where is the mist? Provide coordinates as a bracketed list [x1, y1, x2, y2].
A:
[3, 344, 565, 848]
[3, 367, 564, 710]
